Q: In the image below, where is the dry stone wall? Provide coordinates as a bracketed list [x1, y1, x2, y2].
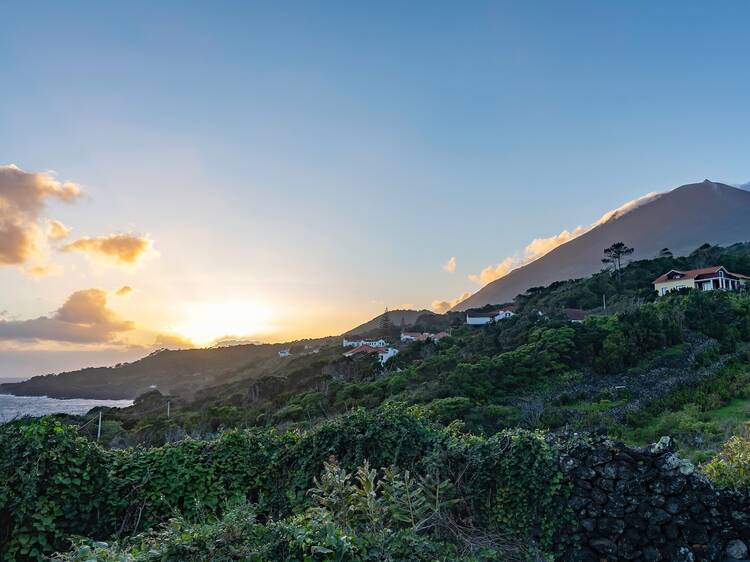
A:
[559, 436, 750, 562]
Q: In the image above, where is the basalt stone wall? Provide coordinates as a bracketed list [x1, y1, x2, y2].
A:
[559, 436, 750, 562]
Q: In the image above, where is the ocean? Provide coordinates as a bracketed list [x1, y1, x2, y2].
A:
[0, 391, 133, 423]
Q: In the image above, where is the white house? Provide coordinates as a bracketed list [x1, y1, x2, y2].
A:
[654, 266, 749, 296]
[278, 349, 291, 357]
[343, 338, 388, 348]
[466, 309, 514, 326]
[377, 347, 399, 364]
[343, 345, 399, 365]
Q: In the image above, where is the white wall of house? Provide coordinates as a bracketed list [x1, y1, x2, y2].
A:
[343, 338, 387, 348]
[378, 347, 399, 364]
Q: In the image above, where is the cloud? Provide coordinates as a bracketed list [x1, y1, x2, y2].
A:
[47, 219, 71, 241]
[63, 233, 154, 267]
[0, 164, 82, 270]
[115, 285, 133, 296]
[152, 332, 195, 349]
[0, 288, 134, 344]
[25, 263, 63, 278]
[442, 256, 457, 273]
[431, 292, 472, 314]
[468, 191, 661, 286]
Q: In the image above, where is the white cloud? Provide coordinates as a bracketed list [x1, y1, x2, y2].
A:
[431, 292, 472, 314]
[442, 256, 456, 273]
[468, 191, 661, 286]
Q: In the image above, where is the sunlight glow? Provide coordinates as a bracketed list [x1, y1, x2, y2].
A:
[171, 301, 275, 345]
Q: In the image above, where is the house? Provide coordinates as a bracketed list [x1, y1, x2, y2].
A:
[653, 266, 749, 296]
[343, 337, 388, 348]
[343, 345, 399, 365]
[278, 349, 291, 358]
[562, 308, 590, 323]
[432, 331, 450, 341]
[466, 309, 514, 326]
[400, 332, 425, 343]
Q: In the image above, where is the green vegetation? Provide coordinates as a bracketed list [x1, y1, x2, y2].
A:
[4, 242, 750, 560]
[0, 408, 570, 561]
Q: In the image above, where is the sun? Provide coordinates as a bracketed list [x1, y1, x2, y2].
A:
[172, 301, 274, 345]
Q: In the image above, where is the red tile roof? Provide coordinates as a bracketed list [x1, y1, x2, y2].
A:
[653, 266, 749, 284]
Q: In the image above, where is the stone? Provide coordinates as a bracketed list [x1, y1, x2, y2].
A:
[642, 546, 663, 562]
[561, 455, 581, 472]
[665, 497, 682, 514]
[590, 537, 618, 556]
[599, 478, 615, 492]
[580, 518, 596, 533]
[650, 436, 674, 454]
[570, 547, 599, 562]
[575, 466, 597, 480]
[649, 508, 671, 525]
[589, 448, 614, 465]
[598, 516, 625, 535]
[726, 539, 748, 560]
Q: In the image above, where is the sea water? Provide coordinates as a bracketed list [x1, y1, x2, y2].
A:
[0, 393, 133, 423]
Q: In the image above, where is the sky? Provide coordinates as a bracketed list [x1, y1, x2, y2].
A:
[1, 1, 750, 378]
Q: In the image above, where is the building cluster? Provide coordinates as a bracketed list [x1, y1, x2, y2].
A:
[399, 331, 450, 343]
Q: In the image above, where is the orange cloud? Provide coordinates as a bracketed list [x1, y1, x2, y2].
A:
[442, 256, 457, 273]
[47, 219, 71, 241]
[115, 285, 133, 296]
[0, 288, 134, 344]
[0, 164, 82, 271]
[468, 191, 661, 286]
[431, 292, 472, 314]
[63, 233, 154, 267]
[152, 332, 195, 350]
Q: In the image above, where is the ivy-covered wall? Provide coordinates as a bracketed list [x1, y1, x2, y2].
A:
[3, 410, 750, 562]
[0, 408, 571, 561]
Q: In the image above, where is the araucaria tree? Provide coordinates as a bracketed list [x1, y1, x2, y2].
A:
[602, 242, 634, 283]
[379, 307, 395, 338]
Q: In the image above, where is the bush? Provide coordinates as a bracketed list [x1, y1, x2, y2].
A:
[704, 434, 750, 490]
[1, 407, 572, 561]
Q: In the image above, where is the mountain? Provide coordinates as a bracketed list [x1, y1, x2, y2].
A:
[344, 309, 437, 336]
[454, 180, 750, 310]
[0, 343, 286, 400]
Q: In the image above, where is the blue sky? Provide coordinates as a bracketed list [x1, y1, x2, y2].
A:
[1, 1, 749, 376]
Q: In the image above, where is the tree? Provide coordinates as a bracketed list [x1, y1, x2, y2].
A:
[379, 308, 395, 338]
[658, 248, 673, 259]
[602, 242, 634, 283]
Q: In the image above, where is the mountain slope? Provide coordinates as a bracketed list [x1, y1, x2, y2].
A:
[454, 180, 750, 310]
[344, 309, 436, 336]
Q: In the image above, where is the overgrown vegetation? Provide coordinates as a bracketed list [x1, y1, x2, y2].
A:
[0, 408, 571, 561]
[4, 242, 750, 560]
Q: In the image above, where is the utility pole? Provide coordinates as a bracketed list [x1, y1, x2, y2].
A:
[603, 293, 607, 312]
[167, 401, 170, 419]
[97, 411, 102, 441]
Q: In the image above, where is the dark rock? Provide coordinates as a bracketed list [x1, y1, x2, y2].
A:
[598, 516, 625, 536]
[726, 539, 748, 560]
[575, 466, 597, 480]
[649, 508, 671, 525]
[589, 448, 613, 466]
[590, 537, 618, 556]
[561, 455, 581, 472]
[665, 497, 682, 514]
[599, 478, 615, 492]
[650, 495, 666, 508]
[643, 545, 663, 561]
[580, 518, 596, 533]
[570, 547, 599, 562]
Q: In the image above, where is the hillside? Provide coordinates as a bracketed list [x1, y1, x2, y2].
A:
[0, 343, 286, 400]
[454, 180, 750, 310]
[344, 308, 437, 336]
